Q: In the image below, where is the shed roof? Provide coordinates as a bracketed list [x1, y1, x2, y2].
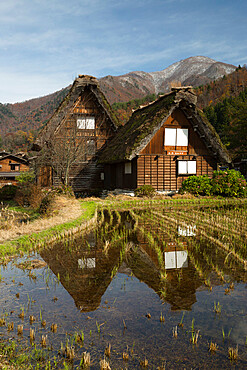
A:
[33, 75, 120, 151]
[0, 153, 29, 165]
[99, 87, 231, 164]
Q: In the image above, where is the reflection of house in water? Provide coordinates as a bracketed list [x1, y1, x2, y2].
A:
[41, 231, 122, 312]
[40, 216, 204, 313]
[134, 218, 202, 310]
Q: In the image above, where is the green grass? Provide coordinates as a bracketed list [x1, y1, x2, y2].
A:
[2, 200, 40, 220]
[0, 200, 97, 258]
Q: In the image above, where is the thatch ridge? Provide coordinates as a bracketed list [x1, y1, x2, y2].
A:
[99, 91, 177, 163]
[99, 87, 231, 164]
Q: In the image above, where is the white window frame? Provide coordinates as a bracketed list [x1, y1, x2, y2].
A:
[164, 128, 188, 146]
[178, 160, 197, 175]
[77, 116, 95, 130]
[125, 162, 132, 174]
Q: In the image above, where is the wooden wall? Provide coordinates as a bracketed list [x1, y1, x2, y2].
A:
[140, 109, 213, 157]
[104, 108, 218, 191]
[0, 157, 29, 185]
[136, 108, 217, 191]
[137, 154, 216, 191]
[104, 159, 137, 190]
[52, 87, 116, 192]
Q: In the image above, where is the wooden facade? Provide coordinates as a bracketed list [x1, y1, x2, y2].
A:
[136, 109, 216, 191]
[34, 76, 119, 192]
[0, 152, 29, 186]
[100, 87, 231, 192]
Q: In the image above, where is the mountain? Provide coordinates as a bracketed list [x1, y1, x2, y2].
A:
[100, 56, 236, 103]
[0, 56, 237, 151]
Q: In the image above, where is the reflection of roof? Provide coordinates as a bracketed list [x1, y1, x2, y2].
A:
[99, 87, 231, 164]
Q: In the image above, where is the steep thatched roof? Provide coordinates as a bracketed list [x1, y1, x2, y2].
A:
[33, 75, 120, 151]
[99, 87, 231, 164]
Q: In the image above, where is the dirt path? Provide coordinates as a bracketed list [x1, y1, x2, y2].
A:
[0, 196, 82, 244]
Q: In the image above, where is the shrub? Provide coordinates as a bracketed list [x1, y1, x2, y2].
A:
[211, 169, 246, 197]
[38, 192, 55, 215]
[134, 185, 156, 197]
[0, 185, 17, 200]
[180, 169, 246, 198]
[180, 175, 212, 196]
[15, 184, 43, 208]
[16, 171, 35, 185]
[15, 171, 44, 209]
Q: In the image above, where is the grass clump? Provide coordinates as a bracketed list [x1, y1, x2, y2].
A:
[134, 185, 155, 197]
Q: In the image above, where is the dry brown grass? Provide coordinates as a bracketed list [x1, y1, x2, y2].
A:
[0, 195, 82, 244]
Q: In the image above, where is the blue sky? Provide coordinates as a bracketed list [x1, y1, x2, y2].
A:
[0, 0, 246, 103]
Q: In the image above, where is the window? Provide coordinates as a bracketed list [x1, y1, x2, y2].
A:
[100, 172, 104, 180]
[178, 160, 196, 175]
[164, 128, 188, 146]
[78, 258, 96, 269]
[10, 164, 20, 171]
[77, 116, 95, 129]
[87, 140, 96, 156]
[125, 162, 132, 174]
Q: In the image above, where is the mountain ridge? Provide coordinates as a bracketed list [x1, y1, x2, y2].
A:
[0, 56, 237, 146]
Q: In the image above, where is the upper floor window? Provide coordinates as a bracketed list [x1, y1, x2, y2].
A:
[164, 128, 188, 146]
[10, 164, 20, 171]
[77, 116, 95, 130]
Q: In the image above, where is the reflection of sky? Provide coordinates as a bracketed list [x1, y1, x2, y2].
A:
[178, 225, 196, 237]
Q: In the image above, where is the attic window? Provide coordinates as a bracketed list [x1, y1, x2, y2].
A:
[77, 116, 95, 129]
[165, 128, 188, 146]
[125, 162, 132, 174]
[178, 160, 196, 175]
[10, 164, 20, 171]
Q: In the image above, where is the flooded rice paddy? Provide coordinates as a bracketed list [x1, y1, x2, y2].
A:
[0, 202, 247, 369]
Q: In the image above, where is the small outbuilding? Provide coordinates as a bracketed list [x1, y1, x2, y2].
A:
[99, 87, 231, 192]
[0, 151, 29, 185]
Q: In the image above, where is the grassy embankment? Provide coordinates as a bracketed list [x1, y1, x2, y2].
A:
[0, 198, 97, 260]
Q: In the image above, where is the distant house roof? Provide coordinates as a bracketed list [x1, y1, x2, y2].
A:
[0, 153, 29, 165]
[33, 75, 120, 151]
[99, 87, 231, 164]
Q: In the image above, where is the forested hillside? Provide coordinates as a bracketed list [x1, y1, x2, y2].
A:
[0, 87, 69, 151]
[0, 66, 246, 161]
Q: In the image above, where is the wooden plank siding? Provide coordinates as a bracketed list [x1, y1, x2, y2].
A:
[132, 109, 217, 191]
[0, 157, 29, 185]
[53, 88, 116, 192]
[136, 154, 215, 191]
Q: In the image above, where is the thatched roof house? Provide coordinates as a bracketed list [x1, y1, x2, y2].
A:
[34, 75, 119, 151]
[33, 75, 120, 191]
[99, 87, 231, 191]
